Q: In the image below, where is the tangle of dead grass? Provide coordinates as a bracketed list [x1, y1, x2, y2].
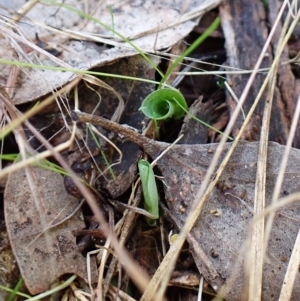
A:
[2, 0, 300, 300]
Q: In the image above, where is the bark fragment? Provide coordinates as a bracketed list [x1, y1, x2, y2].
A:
[220, 0, 299, 144]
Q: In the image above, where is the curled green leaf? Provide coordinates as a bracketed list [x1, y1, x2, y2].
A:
[139, 88, 188, 120]
[138, 159, 159, 221]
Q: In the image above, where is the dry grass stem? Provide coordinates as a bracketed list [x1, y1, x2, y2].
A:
[278, 229, 300, 300]
[1, 0, 300, 299]
[141, 1, 287, 299]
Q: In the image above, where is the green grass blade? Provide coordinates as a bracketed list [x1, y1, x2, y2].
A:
[159, 17, 221, 88]
[0, 59, 163, 87]
[6, 278, 24, 301]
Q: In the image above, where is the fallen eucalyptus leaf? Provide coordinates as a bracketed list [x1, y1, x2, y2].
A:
[0, 0, 222, 104]
[4, 165, 97, 295]
[72, 111, 300, 301]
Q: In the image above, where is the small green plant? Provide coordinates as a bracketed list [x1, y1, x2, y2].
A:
[138, 16, 232, 140]
[0, 282, 30, 300]
[0, 3, 231, 301]
[139, 88, 188, 137]
[139, 88, 187, 120]
[138, 159, 159, 226]
[140, 87, 233, 140]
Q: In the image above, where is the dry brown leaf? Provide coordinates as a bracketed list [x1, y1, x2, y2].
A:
[4, 165, 97, 295]
[73, 112, 300, 301]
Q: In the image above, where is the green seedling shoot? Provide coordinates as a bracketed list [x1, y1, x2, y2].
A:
[140, 88, 233, 140]
[138, 159, 159, 226]
[139, 88, 187, 136]
[139, 88, 187, 120]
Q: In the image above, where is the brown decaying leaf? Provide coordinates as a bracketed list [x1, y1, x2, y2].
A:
[4, 165, 97, 295]
[83, 55, 158, 198]
[179, 97, 212, 144]
[73, 111, 300, 301]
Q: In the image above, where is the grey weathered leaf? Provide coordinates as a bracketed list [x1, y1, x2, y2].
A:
[0, 0, 221, 104]
[4, 165, 96, 294]
[73, 111, 300, 301]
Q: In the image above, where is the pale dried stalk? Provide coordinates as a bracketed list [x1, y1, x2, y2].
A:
[255, 192, 300, 221]
[276, 97, 300, 300]
[278, 230, 300, 300]
[139, 0, 287, 297]
[264, 2, 300, 257]
[248, 59, 276, 301]
[102, 186, 142, 296]
[96, 238, 111, 301]
[216, 0, 296, 298]
[249, 2, 300, 299]
[11, 0, 39, 23]
[126, 0, 223, 40]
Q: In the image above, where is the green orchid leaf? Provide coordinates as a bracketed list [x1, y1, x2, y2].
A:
[139, 88, 188, 120]
[138, 159, 159, 222]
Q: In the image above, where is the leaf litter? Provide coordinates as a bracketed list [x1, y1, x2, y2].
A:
[4, 164, 98, 295]
[1, 50, 163, 299]
[0, 0, 222, 105]
[72, 110, 300, 301]
[1, 0, 297, 300]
